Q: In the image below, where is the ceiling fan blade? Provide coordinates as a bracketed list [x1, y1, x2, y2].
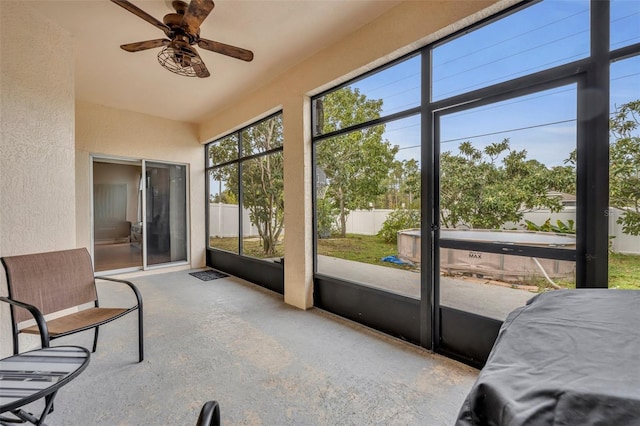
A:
[182, 0, 215, 34]
[192, 54, 211, 78]
[120, 39, 170, 52]
[111, 0, 171, 36]
[198, 39, 254, 62]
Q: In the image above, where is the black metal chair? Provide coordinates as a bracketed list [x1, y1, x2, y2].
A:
[1, 248, 144, 362]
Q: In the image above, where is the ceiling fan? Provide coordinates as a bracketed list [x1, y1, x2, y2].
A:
[111, 0, 253, 78]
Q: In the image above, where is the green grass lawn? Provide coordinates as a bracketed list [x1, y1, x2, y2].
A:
[317, 234, 415, 270]
[210, 234, 412, 269]
[209, 237, 284, 259]
[608, 252, 640, 289]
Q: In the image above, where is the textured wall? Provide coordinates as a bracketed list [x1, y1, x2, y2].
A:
[75, 101, 205, 269]
[0, 2, 76, 356]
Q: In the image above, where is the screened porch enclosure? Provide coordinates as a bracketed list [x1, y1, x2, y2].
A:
[205, 0, 640, 367]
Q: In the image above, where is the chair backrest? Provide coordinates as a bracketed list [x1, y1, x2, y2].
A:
[2, 248, 97, 323]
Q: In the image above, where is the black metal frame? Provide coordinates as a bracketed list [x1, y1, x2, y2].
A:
[205, 111, 285, 294]
[314, 274, 420, 343]
[431, 75, 584, 359]
[438, 307, 503, 368]
[579, 0, 610, 288]
[206, 249, 283, 294]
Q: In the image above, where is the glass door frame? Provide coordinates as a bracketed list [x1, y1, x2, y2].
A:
[91, 155, 190, 274]
[423, 0, 611, 365]
[143, 159, 190, 270]
[428, 70, 610, 365]
[91, 155, 144, 275]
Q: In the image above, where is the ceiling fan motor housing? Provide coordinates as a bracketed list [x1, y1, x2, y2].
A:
[163, 8, 199, 43]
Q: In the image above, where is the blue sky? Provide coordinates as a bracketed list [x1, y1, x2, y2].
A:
[347, 0, 640, 166]
[210, 1, 640, 196]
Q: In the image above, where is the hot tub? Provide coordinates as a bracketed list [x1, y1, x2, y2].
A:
[397, 229, 576, 284]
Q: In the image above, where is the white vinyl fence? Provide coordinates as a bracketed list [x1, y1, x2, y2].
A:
[345, 209, 393, 235]
[508, 206, 640, 255]
[209, 203, 258, 237]
[210, 203, 640, 254]
[607, 207, 640, 254]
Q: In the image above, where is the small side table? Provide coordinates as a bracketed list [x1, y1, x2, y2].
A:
[0, 346, 90, 425]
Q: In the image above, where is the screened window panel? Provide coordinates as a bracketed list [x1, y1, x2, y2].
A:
[432, 0, 590, 101]
[313, 55, 420, 136]
[611, 0, 640, 50]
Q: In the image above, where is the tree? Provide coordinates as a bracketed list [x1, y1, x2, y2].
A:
[208, 115, 284, 257]
[379, 159, 421, 209]
[316, 87, 398, 237]
[209, 135, 239, 205]
[385, 160, 405, 209]
[440, 139, 566, 229]
[549, 149, 577, 196]
[610, 100, 640, 235]
[401, 159, 421, 208]
[210, 190, 237, 204]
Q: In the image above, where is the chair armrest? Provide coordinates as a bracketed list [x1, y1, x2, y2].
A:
[0, 296, 50, 348]
[95, 276, 143, 309]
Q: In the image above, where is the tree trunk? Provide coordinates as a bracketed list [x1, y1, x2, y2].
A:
[339, 192, 347, 238]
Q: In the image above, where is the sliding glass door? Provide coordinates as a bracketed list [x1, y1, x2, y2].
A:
[93, 159, 143, 272]
[93, 157, 188, 272]
[145, 162, 188, 266]
[437, 84, 578, 320]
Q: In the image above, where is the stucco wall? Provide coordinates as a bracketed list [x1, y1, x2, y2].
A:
[0, 2, 76, 356]
[199, 0, 509, 309]
[75, 101, 205, 269]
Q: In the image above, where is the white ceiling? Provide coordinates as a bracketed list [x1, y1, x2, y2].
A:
[30, 0, 402, 124]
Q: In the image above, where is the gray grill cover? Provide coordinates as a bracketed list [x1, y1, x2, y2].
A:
[456, 289, 640, 426]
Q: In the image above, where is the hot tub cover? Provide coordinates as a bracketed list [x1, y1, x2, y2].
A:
[456, 289, 640, 426]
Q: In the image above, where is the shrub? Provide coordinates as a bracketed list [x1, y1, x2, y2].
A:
[378, 209, 421, 243]
[317, 198, 337, 239]
[524, 218, 575, 234]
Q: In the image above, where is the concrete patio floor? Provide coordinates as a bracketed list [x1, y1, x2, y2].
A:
[14, 269, 478, 425]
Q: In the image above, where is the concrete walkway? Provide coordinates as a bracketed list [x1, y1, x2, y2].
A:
[317, 255, 536, 320]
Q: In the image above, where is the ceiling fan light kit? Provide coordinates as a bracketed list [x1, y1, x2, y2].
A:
[111, 0, 253, 78]
[158, 40, 208, 77]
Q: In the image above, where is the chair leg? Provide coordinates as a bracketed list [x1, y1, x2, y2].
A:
[45, 393, 55, 414]
[5, 390, 59, 426]
[138, 305, 144, 362]
[196, 401, 220, 426]
[12, 330, 19, 355]
[92, 327, 99, 353]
